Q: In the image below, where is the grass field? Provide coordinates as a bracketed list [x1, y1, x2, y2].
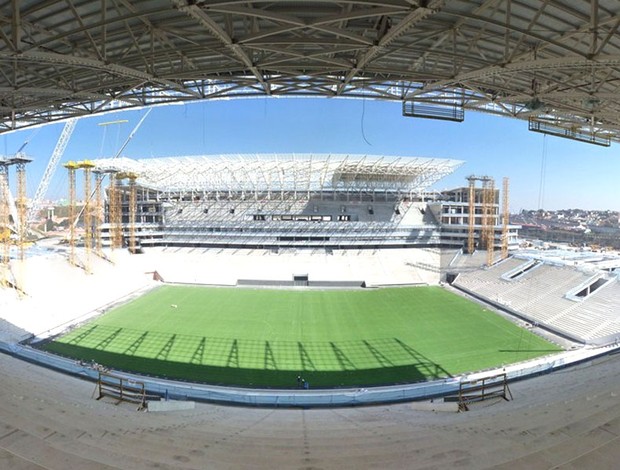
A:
[43, 285, 562, 388]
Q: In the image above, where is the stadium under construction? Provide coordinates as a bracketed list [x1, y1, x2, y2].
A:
[2, 1, 620, 467]
[89, 154, 518, 253]
[2, 152, 620, 354]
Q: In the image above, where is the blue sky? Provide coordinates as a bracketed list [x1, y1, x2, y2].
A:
[1, 97, 618, 212]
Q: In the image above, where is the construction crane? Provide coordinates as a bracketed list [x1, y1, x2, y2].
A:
[27, 118, 77, 225]
[73, 109, 151, 232]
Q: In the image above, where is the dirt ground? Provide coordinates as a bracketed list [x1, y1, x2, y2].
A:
[0, 352, 619, 469]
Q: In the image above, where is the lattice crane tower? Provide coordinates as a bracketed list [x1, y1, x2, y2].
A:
[27, 118, 77, 225]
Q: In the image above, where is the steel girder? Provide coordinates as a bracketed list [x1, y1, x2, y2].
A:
[1, 1, 620, 141]
[91, 154, 464, 194]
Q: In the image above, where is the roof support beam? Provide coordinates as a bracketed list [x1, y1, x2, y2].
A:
[336, 0, 444, 95]
[12, 0, 21, 52]
[172, 0, 270, 94]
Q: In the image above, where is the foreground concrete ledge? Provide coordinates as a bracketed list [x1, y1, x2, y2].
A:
[147, 400, 195, 412]
[1, 341, 617, 408]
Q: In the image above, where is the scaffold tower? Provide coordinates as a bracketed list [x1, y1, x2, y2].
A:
[13, 157, 31, 262]
[117, 172, 139, 254]
[467, 177, 476, 255]
[78, 161, 95, 273]
[93, 171, 104, 256]
[64, 161, 79, 266]
[501, 177, 510, 260]
[0, 162, 10, 273]
[482, 177, 496, 267]
[108, 172, 123, 250]
[466, 175, 496, 264]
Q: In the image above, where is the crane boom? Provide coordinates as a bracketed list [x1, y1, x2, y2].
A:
[27, 118, 77, 224]
[73, 108, 152, 228]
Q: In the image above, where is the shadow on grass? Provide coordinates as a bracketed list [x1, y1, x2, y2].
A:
[42, 324, 460, 388]
[42, 341, 440, 389]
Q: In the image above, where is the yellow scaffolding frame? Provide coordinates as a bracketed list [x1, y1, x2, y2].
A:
[77, 161, 95, 273]
[63, 161, 79, 266]
[501, 177, 510, 260]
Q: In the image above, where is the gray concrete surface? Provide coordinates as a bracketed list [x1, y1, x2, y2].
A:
[1, 352, 619, 469]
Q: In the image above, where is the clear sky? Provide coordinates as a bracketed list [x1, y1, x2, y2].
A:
[1, 97, 618, 212]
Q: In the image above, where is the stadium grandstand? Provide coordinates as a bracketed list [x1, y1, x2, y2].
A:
[2, 1, 620, 466]
[92, 153, 520, 252]
[451, 250, 620, 346]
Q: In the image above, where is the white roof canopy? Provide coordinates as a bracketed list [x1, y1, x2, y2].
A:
[92, 154, 463, 194]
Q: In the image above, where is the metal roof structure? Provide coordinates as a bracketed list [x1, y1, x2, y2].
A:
[2, 1, 620, 142]
[92, 154, 463, 193]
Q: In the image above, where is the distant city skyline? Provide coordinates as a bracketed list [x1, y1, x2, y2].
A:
[1, 97, 618, 212]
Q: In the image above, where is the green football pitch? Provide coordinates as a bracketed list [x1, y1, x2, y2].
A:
[43, 285, 562, 388]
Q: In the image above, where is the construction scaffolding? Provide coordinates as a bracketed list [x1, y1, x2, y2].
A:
[482, 177, 495, 267]
[13, 158, 29, 262]
[64, 161, 79, 266]
[501, 177, 510, 260]
[78, 161, 95, 273]
[0, 163, 10, 273]
[113, 172, 139, 254]
[108, 172, 123, 250]
[93, 171, 104, 256]
[467, 177, 475, 255]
